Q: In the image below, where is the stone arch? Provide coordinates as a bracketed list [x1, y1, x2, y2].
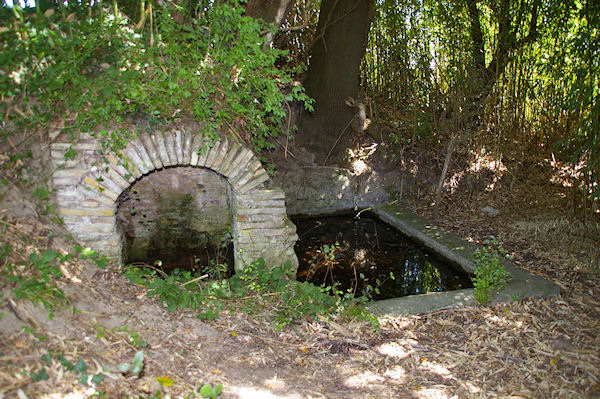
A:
[50, 129, 298, 271]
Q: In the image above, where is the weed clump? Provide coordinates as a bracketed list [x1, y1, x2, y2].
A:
[473, 240, 511, 305]
[124, 257, 378, 330]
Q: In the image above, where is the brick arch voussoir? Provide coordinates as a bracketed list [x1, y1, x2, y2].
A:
[124, 130, 270, 195]
[81, 130, 270, 205]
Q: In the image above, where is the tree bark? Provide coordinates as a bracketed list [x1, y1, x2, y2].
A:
[244, 0, 294, 27]
[296, 0, 374, 163]
[465, 0, 540, 99]
[465, 0, 486, 82]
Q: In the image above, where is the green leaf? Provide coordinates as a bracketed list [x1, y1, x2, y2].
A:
[30, 368, 49, 382]
[133, 350, 144, 365]
[199, 385, 214, 398]
[74, 358, 88, 373]
[94, 255, 108, 269]
[64, 147, 77, 160]
[57, 355, 74, 371]
[131, 350, 144, 375]
[117, 363, 131, 373]
[81, 247, 98, 258]
[78, 371, 88, 386]
[91, 373, 105, 385]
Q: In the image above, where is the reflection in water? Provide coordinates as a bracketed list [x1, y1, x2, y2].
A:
[292, 212, 473, 301]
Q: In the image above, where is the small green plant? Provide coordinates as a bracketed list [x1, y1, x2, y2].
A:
[118, 350, 145, 378]
[472, 241, 511, 305]
[201, 259, 230, 280]
[306, 242, 340, 282]
[199, 383, 223, 399]
[33, 185, 54, 215]
[198, 232, 233, 281]
[75, 246, 108, 269]
[112, 323, 148, 348]
[3, 248, 70, 315]
[125, 257, 377, 330]
[36, 352, 104, 386]
[29, 368, 49, 382]
[22, 325, 46, 342]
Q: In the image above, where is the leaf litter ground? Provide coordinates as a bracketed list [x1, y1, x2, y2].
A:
[1, 169, 599, 398]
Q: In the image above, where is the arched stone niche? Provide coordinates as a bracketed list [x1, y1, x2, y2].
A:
[49, 129, 299, 272]
[117, 166, 234, 270]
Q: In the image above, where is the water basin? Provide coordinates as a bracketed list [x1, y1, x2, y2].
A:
[292, 212, 473, 301]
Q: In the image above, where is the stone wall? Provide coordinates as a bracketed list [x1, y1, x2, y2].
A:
[271, 165, 390, 216]
[50, 129, 298, 271]
[117, 167, 232, 264]
[233, 190, 298, 270]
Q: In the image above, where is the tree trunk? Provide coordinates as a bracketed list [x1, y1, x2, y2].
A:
[465, 0, 486, 90]
[243, 0, 295, 46]
[244, 0, 294, 27]
[465, 0, 540, 100]
[296, 0, 374, 163]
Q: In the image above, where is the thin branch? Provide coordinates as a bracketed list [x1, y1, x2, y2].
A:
[323, 114, 355, 166]
[180, 274, 209, 287]
[277, 23, 314, 33]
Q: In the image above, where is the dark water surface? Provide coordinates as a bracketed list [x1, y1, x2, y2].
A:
[292, 212, 473, 301]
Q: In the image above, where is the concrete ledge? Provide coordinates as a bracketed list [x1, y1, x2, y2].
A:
[368, 204, 561, 316]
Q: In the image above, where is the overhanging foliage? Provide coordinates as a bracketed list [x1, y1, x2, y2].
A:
[0, 0, 312, 154]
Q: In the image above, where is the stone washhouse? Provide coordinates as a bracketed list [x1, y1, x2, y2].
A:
[50, 128, 299, 271]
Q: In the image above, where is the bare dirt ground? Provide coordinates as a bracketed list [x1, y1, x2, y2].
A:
[1, 149, 599, 398]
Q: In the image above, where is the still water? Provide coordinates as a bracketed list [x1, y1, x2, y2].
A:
[293, 212, 473, 301]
